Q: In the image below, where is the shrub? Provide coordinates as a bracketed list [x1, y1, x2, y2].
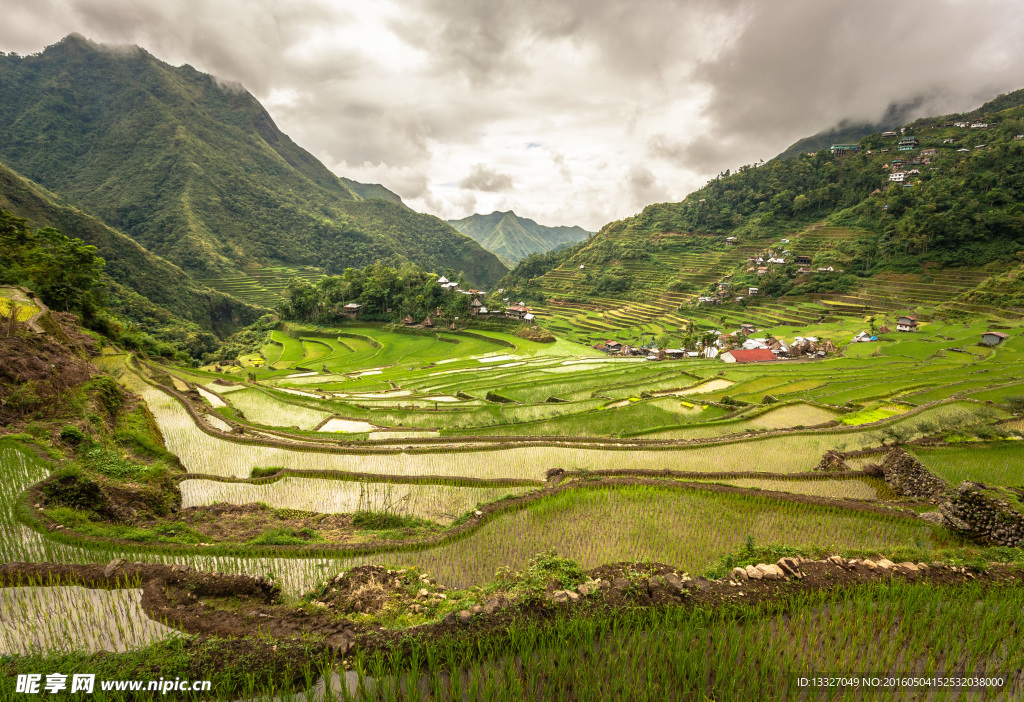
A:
[59, 425, 86, 445]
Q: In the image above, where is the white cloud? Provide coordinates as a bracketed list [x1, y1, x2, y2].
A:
[2, 0, 1023, 231]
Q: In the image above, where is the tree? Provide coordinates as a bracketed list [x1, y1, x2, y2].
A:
[27, 227, 105, 315]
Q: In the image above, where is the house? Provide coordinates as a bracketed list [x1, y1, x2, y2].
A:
[896, 316, 918, 332]
[942, 138, 955, 144]
[970, 122, 989, 129]
[852, 331, 876, 343]
[769, 257, 785, 264]
[402, 315, 416, 325]
[697, 296, 720, 305]
[726, 236, 737, 243]
[797, 267, 812, 274]
[748, 287, 759, 296]
[795, 255, 812, 265]
[957, 148, 971, 152]
[739, 323, 757, 335]
[881, 131, 898, 138]
[817, 266, 835, 273]
[341, 302, 361, 319]
[1016, 135, 1024, 140]
[523, 313, 536, 322]
[954, 122, 969, 128]
[878, 325, 892, 334]
[505, 305, 529, 319]
[580, 264, 585, 269]
[422, 316, 434, 328]
[469, 298, 482, 315]
[889, 172, 906, 183]
[437, 276, 449, 284]
[920, 148, 937, 156]
[898, 136, 919, 151]
[479, 306, 489, 314]
[700, 347, 719, 359]
[605, 341, 622, 352]
[721, 348, 777, 364]
[830, 144, 859, 156]
[757, 267, 768, 276]
[981, 331, 1009, 346]
[665, 348, 686, 359]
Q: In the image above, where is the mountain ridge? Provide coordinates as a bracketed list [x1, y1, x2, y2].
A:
[448, 210, 591, 266]
[0, 34, 506, 286]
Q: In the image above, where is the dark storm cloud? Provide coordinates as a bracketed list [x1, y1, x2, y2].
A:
[459, 164, 514, 192]
[664, 0, 1024, 169]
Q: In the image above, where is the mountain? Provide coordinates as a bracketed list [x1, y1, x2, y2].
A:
[0, 34, 506, 286]
[339, 177, 404, 205]
[0, 159, 262, 337]
[448, 211, 591, 266]
[776, 101, 925, 160]
[506, 88, 1024, 341]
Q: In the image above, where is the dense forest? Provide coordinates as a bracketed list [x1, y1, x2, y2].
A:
[280, 263, 473, 326]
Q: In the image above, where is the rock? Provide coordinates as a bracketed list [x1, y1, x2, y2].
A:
[577, 584, 591, 597]
[551, 590, 580, 604]
[457, 610, 473, 625]
[611, 577, 630, 590]
[814, 449, 850, 472]
[732, 567, 749, 582]
[917, 563, 929, 571]
[103, 558, 125, 578]
[777, 557, 800, 577]
[647, 577, 662, 593]
[827, 555, 845, 567]
[688, 576, 712, 592]
[433, 593, 447, 600]
[920, 511, 946, 525]
[664, 573, 685, 593]
[311, 601, 327, 608]
[471, 605, 483, 614]
[882, 447, 949, 499]
[416, 588, 430, 599]
[596, 579, 611, 590]
[896, 562, 920, 577]
[876, 558, 896, 570]
[745, 565, 763, 580]
[863, 559, 877, 570]
[408, 604, 422, 614]
[940, 482, 1024, 547]
[756, 564, 785, 581]
[482, 597, 504, 614]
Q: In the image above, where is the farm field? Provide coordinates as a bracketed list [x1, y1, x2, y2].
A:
[5, 300, 1024, 700]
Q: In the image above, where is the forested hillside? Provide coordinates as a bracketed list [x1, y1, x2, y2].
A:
[449, 211, 591, 266]
[0, 160, 261, 338]
[0, 34, 506, 286]
[597, 89, 1024, 273]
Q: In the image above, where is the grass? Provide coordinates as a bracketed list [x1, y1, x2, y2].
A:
[911, 443, 1024, 486]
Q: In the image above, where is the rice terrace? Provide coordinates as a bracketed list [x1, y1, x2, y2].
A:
[3, 22, 1024, 702]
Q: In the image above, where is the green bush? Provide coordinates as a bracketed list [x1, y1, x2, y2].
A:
[59, 425, 86, 445]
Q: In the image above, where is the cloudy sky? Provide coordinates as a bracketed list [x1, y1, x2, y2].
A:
[4, 0, 1024, 231]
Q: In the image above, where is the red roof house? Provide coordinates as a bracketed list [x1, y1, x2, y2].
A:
[721, 348, 777, 364]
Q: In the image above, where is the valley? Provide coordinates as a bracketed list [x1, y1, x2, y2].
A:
[1, 32, 1023, 701]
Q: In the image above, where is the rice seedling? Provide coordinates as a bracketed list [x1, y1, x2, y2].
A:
[0, 584, 178, 656]
[180, 477, 535, 525]
[332, 484, 945, 588]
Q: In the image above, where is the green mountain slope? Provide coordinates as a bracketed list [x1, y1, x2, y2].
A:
[505, 89, 1024, 341]
[448, 211, 591, 266]
[0, 34, 506, 286]
[776, 102, 923, 161]
[0, 159, 262, 336]
[339, 177, 404, 205]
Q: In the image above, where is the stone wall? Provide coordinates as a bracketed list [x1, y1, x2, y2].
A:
[881, 447, 948, 499]
[940, 482, 1024, 547]
[813, 450, 849, 472]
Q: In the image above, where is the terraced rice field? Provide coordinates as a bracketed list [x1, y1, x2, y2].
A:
[181, 477, 536, 525]
[333, 485, 944, 588]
